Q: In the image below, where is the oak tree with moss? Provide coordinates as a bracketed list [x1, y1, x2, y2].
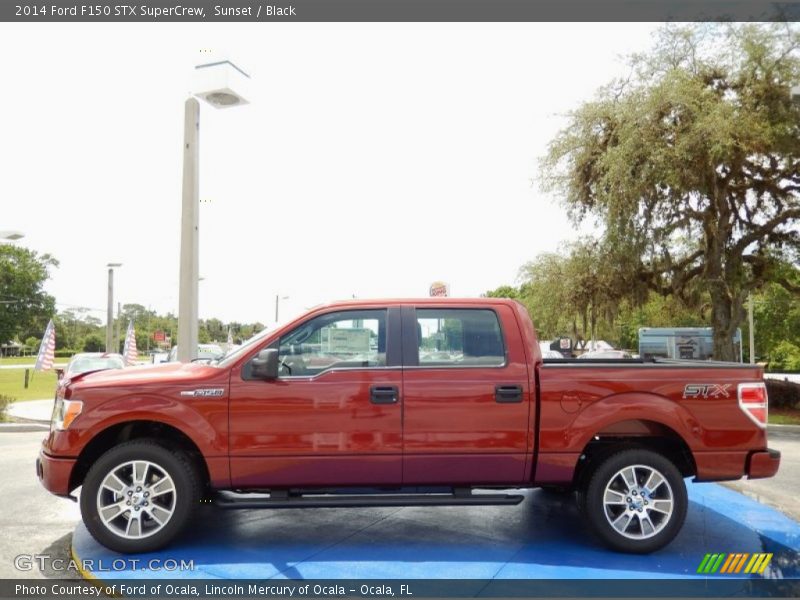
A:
[541, 24, 800, 361]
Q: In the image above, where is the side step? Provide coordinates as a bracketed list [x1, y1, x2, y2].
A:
[214, 490, 524, 509]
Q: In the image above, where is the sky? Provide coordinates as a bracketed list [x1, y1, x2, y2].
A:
[0, 22, 661, 325]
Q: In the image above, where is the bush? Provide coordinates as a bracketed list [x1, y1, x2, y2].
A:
[82, 334, 104, 353]
[765, 379, 800, 411]
[0, 394, 12, 421]
[768, 341, 800, 372]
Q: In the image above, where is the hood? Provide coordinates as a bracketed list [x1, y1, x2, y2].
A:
[67, 361, 220, 389]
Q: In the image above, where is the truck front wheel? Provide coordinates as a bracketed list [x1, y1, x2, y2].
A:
[80, 440, 201, 553]
[580, 448, 687, 554]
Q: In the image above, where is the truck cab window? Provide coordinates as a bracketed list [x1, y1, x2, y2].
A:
[278, 310, 387, 376]
[416, 308, 505, 367]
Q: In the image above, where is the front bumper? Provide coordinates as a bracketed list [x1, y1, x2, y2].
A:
[37, 447, 76, 496]
[746, 448, 781, 479]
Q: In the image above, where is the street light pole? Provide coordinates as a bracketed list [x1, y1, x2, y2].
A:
[105, 263, 122, 353]
[177, 98, 200, 363]
[748, 293, 755, 364]
[275, 295, 289, 323]
[0, 231, 24, 242]
[176, 55, 250, 363]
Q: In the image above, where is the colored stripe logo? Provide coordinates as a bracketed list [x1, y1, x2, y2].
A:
[697, 553, 772, 574]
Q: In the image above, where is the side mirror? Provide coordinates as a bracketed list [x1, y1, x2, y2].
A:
[251, 348, 279, 380]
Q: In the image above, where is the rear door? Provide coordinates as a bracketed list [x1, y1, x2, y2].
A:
[400, 304, 532, 485]
[228, 307, 403, 488]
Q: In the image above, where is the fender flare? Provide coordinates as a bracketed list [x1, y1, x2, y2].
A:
[566, 391, 700, 453]
[77, 393, 225, 456]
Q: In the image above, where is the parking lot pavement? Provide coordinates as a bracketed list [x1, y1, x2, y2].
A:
[724, 429, 800, 522]
[0, 431, 80, 579]
[72, 480, 800, 583]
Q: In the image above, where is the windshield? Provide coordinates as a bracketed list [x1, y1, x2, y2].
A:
[67, 356, 124, 375]
[215, 327, 274, 367]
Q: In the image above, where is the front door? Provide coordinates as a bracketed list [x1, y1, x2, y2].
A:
[228, 307, 403, 488]
[401, 304, 532, 485]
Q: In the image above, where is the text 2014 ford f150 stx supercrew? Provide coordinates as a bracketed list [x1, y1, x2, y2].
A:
[38, 298, 780, 554]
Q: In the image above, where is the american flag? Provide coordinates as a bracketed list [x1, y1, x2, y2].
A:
[123, 320, 138, 366]
[34, 319, 56, 372]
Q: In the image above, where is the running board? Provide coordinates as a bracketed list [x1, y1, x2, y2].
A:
[214, 491, 524, 509]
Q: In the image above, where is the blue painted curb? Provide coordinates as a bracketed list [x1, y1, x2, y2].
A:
[72, 483, 800, 581]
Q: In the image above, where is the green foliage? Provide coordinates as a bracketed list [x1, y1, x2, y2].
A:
[0, 394, 11, 421]
[0, 245, 57, 345]
[540, 23, 800, 361]
[82, 334, 104, 352]
[769, 341, 800, 372]
[24, 336, 38, 350]
[765, 379, 800, 410]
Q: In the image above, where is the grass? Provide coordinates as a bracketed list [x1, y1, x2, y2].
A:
[0, 369, 58, 402]
[769, 409, 800, 425]
[0, 356, 68, 366]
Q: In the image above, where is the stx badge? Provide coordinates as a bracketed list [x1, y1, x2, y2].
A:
[683, 384, 732, 399]
[180, 388, 225, 398]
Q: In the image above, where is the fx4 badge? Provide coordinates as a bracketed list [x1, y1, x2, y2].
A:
[683, 384, 732, 399]
[180, 388, 225, 398]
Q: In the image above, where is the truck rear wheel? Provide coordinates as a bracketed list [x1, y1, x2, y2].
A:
[80, 440, 201, 553]
[580, 448, 687, 554]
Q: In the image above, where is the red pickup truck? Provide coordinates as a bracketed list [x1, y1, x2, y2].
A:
[38, 298, 779, 555]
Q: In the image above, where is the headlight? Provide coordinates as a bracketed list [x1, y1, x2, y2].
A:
[50, 398, 83, 432]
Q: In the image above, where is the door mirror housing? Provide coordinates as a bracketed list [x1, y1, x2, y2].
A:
[251, 348, 279, 380]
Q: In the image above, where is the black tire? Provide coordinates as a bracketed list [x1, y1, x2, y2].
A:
[579, 448, 687, 554]
[80, 439, 201, 553]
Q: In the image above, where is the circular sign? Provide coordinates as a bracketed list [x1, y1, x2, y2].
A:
[429, 281, 449, 297]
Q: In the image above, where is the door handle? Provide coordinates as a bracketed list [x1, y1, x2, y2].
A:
[370, 385, 399, 404]
[495, 385, 523, 403]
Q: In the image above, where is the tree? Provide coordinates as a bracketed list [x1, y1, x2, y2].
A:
[541, 24, 800, 360]
[83, 334, 104, 352]
[0, 245, 58, 344]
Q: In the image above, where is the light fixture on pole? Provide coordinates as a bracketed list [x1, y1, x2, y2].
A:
[0, 231, 24, 242]
[177, 55, 250, 363]
[105, 263, 122, 353]
[275, 295, 289, 323]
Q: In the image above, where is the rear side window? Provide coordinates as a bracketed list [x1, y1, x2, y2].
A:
[415, 309, 505, 367]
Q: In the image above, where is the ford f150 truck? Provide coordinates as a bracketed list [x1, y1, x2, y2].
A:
[38, 298, 780, 554]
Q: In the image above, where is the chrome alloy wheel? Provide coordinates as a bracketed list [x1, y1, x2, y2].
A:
[96, 460, 177, 539]
[602, 464, 674, 540]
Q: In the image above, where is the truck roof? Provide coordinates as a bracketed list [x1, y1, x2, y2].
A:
[312, 297, 518, 309]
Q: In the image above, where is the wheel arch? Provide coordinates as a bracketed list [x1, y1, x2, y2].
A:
[70, 420, 211, 492]
[572, 418, 697, 491]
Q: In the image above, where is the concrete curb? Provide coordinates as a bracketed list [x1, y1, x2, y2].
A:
[767, 423, 800, 434]
[0, 422, 49, 432]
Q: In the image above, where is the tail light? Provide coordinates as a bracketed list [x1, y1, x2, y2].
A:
[738, 382, 768, 428]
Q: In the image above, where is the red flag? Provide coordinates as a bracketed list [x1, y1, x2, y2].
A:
[123, 320, 138, 366]
[34, 319, 56, 372]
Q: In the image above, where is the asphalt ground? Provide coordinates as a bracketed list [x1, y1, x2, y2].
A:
[723, 430, 800, 522]
[2, 429, 799, 583]
[0, 431, 80, 579]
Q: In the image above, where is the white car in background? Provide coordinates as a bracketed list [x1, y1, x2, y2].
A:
[163, 344, 225, 363]
[57, 352, 125, 380]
